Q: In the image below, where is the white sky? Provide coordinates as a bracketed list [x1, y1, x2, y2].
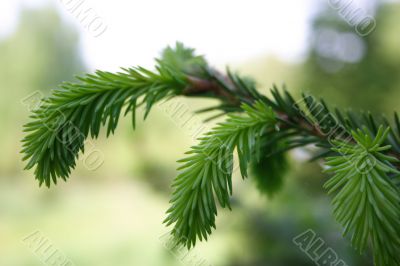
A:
[0, 0, 334, 71]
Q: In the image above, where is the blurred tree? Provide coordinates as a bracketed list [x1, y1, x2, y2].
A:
[299, 2, 400, 114]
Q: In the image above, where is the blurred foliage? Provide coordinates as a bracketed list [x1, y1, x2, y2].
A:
[0, 7, 83, 101]
[300, 3, 400, 114]
[250, 142, 289, 198]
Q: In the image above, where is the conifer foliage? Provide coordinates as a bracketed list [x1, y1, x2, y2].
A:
[164, 101, 276, 248]
[325, 127, 400, 266]
[22, 43, 400, 265]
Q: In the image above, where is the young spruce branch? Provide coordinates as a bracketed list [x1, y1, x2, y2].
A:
[22, 43, 400, 266]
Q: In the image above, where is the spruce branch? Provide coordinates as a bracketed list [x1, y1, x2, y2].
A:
[324, 127, 400, 266]
[22, 66, 187, 187]
[164, 101, 276, 247]
[21, 43, 400, 265]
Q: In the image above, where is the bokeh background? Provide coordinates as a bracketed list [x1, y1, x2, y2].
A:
[1, 0, 399, 265]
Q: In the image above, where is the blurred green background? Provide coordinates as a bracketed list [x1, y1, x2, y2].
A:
[1, 1, 400, 265]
